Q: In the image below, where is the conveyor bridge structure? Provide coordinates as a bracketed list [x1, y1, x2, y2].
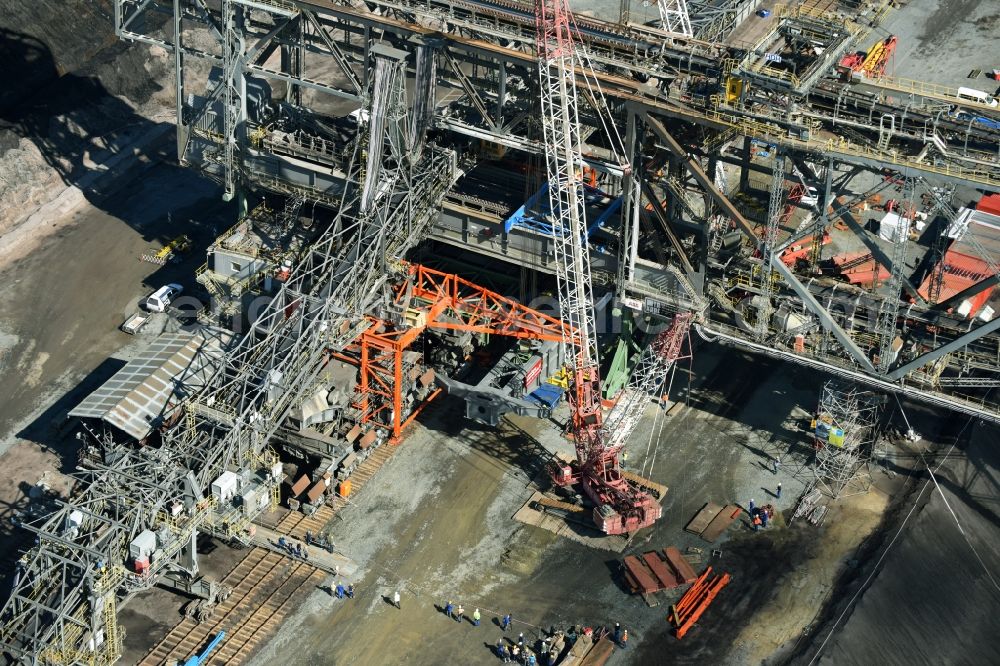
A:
[2, 0, 999, 661]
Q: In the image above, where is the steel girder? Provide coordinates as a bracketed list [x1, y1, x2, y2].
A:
[108, 0, 1000, 408]
[0, 33, 459, 662]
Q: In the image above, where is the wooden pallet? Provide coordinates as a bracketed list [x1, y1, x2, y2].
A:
[144, 428, 413, 662]
[513, 492, 630, 552]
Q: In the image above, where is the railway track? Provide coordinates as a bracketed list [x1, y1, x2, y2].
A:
[140, 440, 405, 663]
[138, 548, 323, 665]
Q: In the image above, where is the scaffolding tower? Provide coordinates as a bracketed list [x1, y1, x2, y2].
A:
[813, 380, 882, 498]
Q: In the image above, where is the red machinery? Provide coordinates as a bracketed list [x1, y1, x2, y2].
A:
[752, 182, 804, 255]
[837, 35, 897, 80]
[534, 0, 689, 535]
[337, 2, 692, 536]
[334, 253, 690, 536]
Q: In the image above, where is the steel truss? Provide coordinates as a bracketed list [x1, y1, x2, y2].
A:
[602, 312, 693, 453]
[2, 0, 995, 658]
[106, 0, 1000, 414]
[0, 37, 458, 662]
[656, 0, 693, 37]
[352, 263, 571, 442]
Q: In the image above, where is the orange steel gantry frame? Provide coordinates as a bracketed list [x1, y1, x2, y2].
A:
[347, 263, 571, 443]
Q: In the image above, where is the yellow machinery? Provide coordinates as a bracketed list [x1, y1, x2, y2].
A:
[141, 234, 192, 265]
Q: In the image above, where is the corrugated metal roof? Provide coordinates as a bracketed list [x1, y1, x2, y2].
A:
[946, 207, 1000, 263]
[944, 250, 990, 279]
[977, 194, 1000, 217]
[306, 481, 326, 503]
[69, 329, 232, 440]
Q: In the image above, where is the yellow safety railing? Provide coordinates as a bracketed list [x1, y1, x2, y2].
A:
[851, 0, 897, 43]
[190, 126, 225, 145]
[746, 62, 801, 89]
[249, 125, 268, 149]
[244, 445, 279, 470]
[868, 75, 1000, 111]
[728, 264, 782, 292]
[698, 108, 1000, 189]
[270, 477, 281, 509]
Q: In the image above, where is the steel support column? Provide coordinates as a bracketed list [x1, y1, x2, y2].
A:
[641, 110, 759, 242]
[617, 111, 642, 295]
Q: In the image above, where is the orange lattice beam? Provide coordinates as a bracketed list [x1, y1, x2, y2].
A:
[353, 265, 572, 444]
[398, 263, 573, 343]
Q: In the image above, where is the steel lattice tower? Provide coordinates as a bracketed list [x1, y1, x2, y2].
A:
[655, 0, 694, 37]
[813, 380, 882, 498]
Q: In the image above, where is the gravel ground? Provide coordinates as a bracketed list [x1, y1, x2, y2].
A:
[0, 157, 230, 593]
[243, 345, 920, 666]
[881, 0, 1000, 90]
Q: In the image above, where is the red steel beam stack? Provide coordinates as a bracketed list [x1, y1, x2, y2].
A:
[669, 566, 731, 639]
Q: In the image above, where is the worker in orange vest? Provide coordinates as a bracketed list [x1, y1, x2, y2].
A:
[620, 628, 629, 649]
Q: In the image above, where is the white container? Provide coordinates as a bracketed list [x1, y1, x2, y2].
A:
[129, 530, 157, 560]
[240, 487, 259, 515]
[211, 471, 240, 504]
[879, 212, 906, 242]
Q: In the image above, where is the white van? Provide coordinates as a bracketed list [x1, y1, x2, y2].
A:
[957, 87, 999, 108]
[145, 284, 183, 312]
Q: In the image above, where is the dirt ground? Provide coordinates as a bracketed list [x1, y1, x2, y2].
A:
[0, 147, 233, 588]
[239, 347, 941, 666]
[118, 537, 252, 664]
[788, 418, 1000, 666]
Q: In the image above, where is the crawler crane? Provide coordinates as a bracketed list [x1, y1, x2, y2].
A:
[534, 0, 691, 535]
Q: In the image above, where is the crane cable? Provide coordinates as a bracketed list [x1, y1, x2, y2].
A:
[640, 361, 678, 480]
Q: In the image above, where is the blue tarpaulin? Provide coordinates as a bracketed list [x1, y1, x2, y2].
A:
[528, 383, 564, 409]
[504, 182, 620, 236]
[956, 112, 1000, 130]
